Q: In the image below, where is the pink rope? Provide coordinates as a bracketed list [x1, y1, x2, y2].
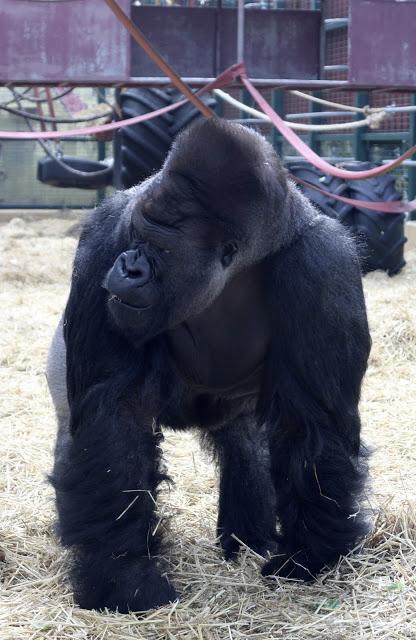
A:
[0, 64, 242, 141]
[1, 59, 414, 211]
[291, 175, 416, 214]
[240, 70, 416, 184]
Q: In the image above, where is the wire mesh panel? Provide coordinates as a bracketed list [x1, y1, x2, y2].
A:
[0, 89, 112, 208]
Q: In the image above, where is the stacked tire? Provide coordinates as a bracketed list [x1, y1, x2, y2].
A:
[113, 88, 216, 190]
[288, 161, 407, 276]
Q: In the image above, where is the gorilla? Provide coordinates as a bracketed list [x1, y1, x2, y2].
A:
[47, 118, 371, 613]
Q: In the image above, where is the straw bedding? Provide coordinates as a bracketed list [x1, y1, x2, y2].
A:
[0, 214, 415, 639]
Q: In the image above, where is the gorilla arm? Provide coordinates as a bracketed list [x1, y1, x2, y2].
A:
[260, 213, 371, 580]
[49, 192, 177, 612]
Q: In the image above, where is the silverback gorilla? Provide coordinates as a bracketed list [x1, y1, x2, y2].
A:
[47, 118, 371, 613]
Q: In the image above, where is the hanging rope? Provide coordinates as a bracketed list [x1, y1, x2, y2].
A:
[0, 102, 113, 124]
[239, 67, 416, 184]
[214, 89, 387, 131]
[290, 90, 370, 114]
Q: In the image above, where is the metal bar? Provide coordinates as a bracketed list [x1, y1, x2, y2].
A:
[125, 77, 351, 89]
[285, 156, 353, 163]
[272, 90, 284, 157]
[315, 132, 410, 142]
[384, 105, 416, 114]
[97, 87, 107, 204]
[284, 157, 416, 167]
[232, 118, 268, 124]
[323, 65, 349, 73]
[240, 89, 251, 120]
[382, 159, 416, 168]
[237, 0, 245, 62]
[5, 79, 416, 91]
[286, 111, 355, 120]
[316, 133, 353, 141]
[309, 92, 321, 155]
[361, 132, 410, 142]
[0, 204, 91, 210]
[324, 18, 348, 32]
[353, 91, 369, 161]
[408, 94, 416, 218]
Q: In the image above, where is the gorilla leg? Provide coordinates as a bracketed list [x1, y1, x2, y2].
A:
[262, 410, 368, 580]
[260, 222, 370, 580]
[50, 384, 177, 612]
[207, 415, 278, 560]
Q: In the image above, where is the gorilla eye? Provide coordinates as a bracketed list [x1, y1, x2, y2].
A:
[221, 242, 238, 268]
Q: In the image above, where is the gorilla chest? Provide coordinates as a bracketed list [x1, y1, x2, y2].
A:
[167, 264, 271, 396]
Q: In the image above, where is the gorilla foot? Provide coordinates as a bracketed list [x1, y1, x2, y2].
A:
[74, 557, 178, 613]
[261, 547, 319, 582]
[219, 532, 280, 561]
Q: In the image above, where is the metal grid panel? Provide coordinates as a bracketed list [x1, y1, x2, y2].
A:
[371, 92, 410, 132]
[0, 88, 111, 208]
[322, 0, 348, 19]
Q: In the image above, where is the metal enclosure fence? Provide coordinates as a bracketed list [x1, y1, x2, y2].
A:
[1, 0, 415, 215]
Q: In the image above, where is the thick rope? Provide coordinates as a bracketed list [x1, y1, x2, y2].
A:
[0, 66, 242, 141]
[239, 69, 416, 184]
[291, 90, 370, 114]
[214, 89, 386, 132]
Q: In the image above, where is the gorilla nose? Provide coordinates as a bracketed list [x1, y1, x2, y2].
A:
[123, 249, 151, 282]
[106, 250, 152, 303]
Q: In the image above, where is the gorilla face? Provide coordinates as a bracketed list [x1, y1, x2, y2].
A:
[104, 119, 287, 340]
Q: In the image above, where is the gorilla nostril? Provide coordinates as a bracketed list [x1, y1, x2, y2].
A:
[119, 250, 151, 286]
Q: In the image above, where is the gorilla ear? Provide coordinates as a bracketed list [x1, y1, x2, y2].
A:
[221, 242, 238, 268]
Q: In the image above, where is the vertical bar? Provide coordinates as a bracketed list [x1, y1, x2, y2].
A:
[272, 89, 284, 157]
[408, 94, 416, 220]
[352, 91, 369, 161]
[237, 0, 245, 62]
[97, 87, 107, 204]
[240, 89, 251, 121]
[309, 91, 321, 155]
[214, 0, 222, 78]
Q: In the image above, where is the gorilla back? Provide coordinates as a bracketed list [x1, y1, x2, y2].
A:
[48, 118, 371, 613]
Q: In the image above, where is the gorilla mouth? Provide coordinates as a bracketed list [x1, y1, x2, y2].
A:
[109, 295, 151, 311]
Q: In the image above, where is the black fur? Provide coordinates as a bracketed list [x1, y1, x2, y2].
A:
[49, 119, 371, 612]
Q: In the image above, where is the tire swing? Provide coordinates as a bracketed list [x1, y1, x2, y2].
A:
[113, 88, 216, 189]
[288, 161, 407, 276]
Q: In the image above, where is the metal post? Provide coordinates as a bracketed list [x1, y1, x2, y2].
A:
[353, 91, 369, 161]
[272, 89, 284, 157]
[97, 87, 107, 204]
[409, 94, 416, 220]
[309, 91, 321, 155]
[240, 89, 251, 121]
[237, 0, 245, 62]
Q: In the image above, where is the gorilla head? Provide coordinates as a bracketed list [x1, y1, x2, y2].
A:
[105, 119, 288, 339]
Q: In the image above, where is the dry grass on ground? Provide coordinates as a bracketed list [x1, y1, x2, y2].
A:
[0, 215, 415, 639]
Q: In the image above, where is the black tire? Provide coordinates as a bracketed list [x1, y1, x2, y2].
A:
[113, 88, 173, 189]
[341, 162, 407, 277]
[288, 161, 350, 219]
[113, 89, 216, 190]
[168, 90, 217, 137]
[288, 160, 407, 276]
